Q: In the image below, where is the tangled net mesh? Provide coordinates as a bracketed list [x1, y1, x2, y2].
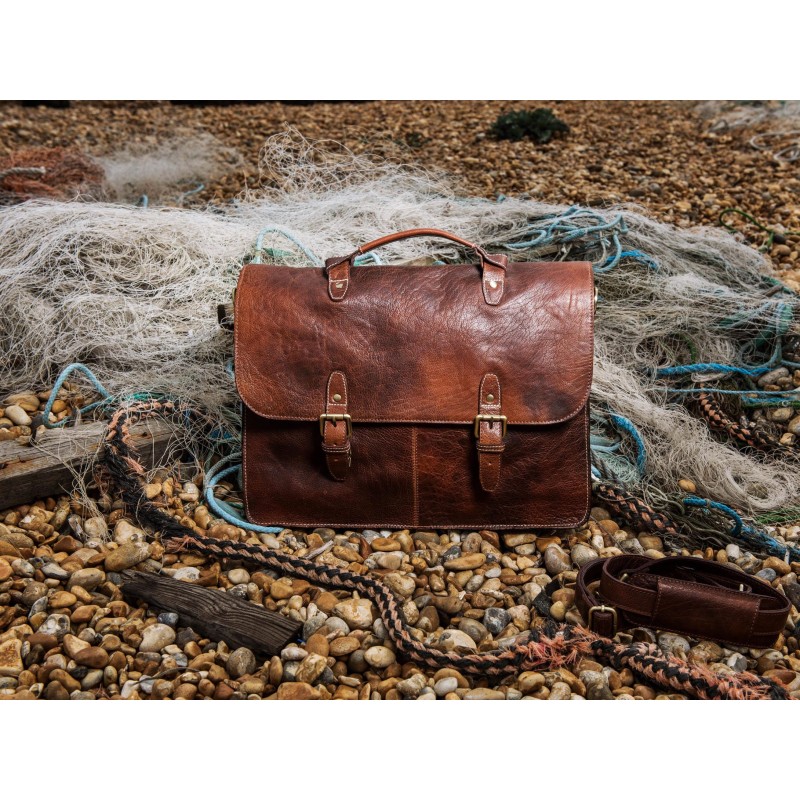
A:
[1, 130, 797, 515]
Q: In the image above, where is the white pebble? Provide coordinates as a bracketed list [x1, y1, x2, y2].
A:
[4, 404, 32, 426]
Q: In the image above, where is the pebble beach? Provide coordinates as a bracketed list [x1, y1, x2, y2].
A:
[1, 100, 800, 700]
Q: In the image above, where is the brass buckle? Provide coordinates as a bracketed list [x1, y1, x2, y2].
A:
[474, 414, 508, 438]
[587, 604, 618, 635]
[319, 413, 352, 436]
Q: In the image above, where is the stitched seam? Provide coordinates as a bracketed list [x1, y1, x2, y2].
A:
[412, 425, 419, 528]
[652, 582, 665, 622]
[242, 405, 250, 520]
[244, 518, 588, 530]
[746, 598, 761, 641]
[240, 407, 589, 426]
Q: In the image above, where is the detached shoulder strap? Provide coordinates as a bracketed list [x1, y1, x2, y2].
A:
[575, 555, 791, 648]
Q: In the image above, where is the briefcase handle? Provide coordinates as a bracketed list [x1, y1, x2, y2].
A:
[324, 228, 508, 305]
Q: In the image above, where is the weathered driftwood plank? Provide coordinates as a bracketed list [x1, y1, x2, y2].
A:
[0, 418, 174, 510]
[119, 569, 301, 656]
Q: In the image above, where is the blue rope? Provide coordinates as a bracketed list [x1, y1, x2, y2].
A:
[609, 414, 647, 474]
[496, 207, 660, 275]
[41, 363, 114, 428]
[599, 249, 658, 272]
[683, 496, 800, 561]
[204, 459, 282, 534]
[252, 226, 321, 266]
[654, 362, 772, 378]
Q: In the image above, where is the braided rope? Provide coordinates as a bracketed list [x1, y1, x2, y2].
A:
[593, 481, 683, 540]
[696, 391, 790, 452]
[101, 399, 790, 699]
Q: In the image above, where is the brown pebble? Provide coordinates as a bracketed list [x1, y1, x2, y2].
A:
[53, 536, 80, 553]
[49, 591, 77, 609]
[207, 523, 240, 539]
[268, 655, 283, 686]
[44, 681, 70, 700]
[371, 538, 401, 552]
[214, 682, 236, 700]
[174, 683, 198, 700]
[433, 667, 470, 688]
[277, 681, 320, 700]
[306, 633, 330, 657]
[763, 556, 791, 576]
[444, 552, 485, 571]
[50, 668, 80, 693]
[330, 636, 360, 657]
[314, 591, 339, 613]
[26, 633, 58, 650]
[270, 578, 310, 600]
[74, 647, 109, 669]
[108, 651, 128, 671]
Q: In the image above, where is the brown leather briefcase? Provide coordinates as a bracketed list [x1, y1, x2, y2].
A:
[234, 228, 594, 531]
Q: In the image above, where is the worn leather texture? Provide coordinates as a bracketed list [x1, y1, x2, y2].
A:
[576, 555, 791, 648]
[235, 231, 594, 530]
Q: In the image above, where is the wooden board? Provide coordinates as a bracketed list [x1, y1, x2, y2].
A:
[0, 418, 174, 510]
[119, 569, 301, 656]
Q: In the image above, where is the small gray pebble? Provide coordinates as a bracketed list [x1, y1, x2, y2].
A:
[483, 607, 510, 636]
[175, 627, 199, 648]
[727, 653, 748, 672]
[157, 612, 179, 628]
[41, 562, 69, 580]
[171, 652, 189, 669]
[29, 596, 49, 617]
[303, 614, 327, 640]
[319, 666, 336, 685]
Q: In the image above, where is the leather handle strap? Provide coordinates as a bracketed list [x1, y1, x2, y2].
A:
[576, 555, 791, 648]
[325, 228, 507, 304]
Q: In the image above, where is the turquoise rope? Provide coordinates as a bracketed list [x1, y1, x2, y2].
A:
[204, 459, 282, 534]
[252, 226, 322, 265]
[683, 496, 800, 562]
[609, 414, 647, 474]
[41, 363, 114, 427]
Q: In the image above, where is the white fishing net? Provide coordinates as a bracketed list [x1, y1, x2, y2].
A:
[1, 131, 797, 513]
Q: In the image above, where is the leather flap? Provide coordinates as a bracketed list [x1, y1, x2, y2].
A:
[234, 260, 594, 425]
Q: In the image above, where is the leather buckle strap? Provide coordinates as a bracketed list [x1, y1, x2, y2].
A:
[576, 555, 791, 648]
[474, 414, 507, 438]
[321, 371, 352, 481]
[475, 374, 506, 492]
[587, 604, 618, 637]
[319, 414, 352, 436]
